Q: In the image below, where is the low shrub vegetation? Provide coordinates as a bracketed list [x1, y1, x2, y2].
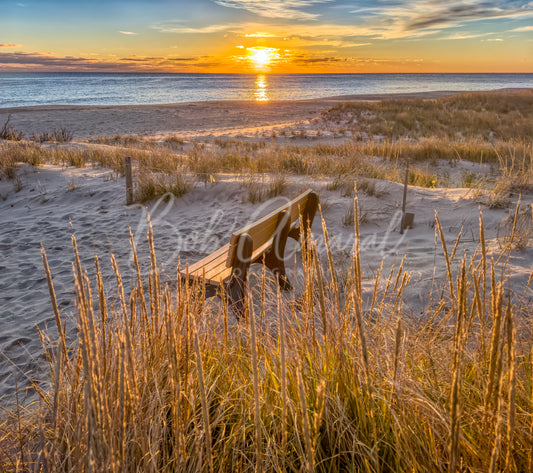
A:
[0, 115, 24, 141]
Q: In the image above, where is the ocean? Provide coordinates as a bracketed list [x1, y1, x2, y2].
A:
[0, 73, 532, 108]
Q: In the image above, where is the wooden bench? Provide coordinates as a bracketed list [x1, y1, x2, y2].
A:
[182, 189, 319, 317]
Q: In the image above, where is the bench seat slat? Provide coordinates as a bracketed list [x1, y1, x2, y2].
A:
[204, 267, 232, 284]
[186, 243, 230, 274]
[202, 257, 232, 280]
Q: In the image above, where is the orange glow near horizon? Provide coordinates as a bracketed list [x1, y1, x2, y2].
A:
[1, 1, 532, 74]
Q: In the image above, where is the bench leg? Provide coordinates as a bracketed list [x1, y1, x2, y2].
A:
[204, 283, 218, 299]
[224, 233, 253, 320]
[263, 210, 292, 291]
[288, 191, 319, 251]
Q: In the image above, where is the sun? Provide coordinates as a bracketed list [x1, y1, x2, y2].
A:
[247, 47, 278, 70]
[252, 49, 270, 66]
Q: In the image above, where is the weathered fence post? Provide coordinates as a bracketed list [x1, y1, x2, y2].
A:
[400, 162, 409, 234]
[125, 156, 133, 205]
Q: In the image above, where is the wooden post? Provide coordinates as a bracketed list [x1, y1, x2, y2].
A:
[400, 162, 409, 234]
[125, 156, 133, 205]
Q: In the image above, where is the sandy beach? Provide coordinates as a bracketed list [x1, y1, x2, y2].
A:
[0, 91, 462, 140]
[1, 91, 532, 404]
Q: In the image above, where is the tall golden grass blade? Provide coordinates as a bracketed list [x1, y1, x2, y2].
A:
[319, 204, 339, 313]
[41, 244, 70, 369]
[297, 368, 314, 473]
[504, 302, 516, 473]
[277, 285, 288, 459]
[192, 323, 214, 473]
[247, 291, 263, 473]
[435, 212, 455, 302]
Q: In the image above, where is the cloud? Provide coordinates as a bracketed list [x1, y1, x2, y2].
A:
[0, 44, 21, 48]
[245, 32, 277, 37]
[213, 0, 332, 20]
[0, 51, 217, 71]
[120, 56, 199, 63]
[286, 35, 373, 48]
[288, 53, 426, 68]
[152, 19, 382, 41]
[324, 1, 533, 39]
[153, 2, 532, 46]
[442, 32, 494, 40]
[511, 25, 533, 32]
[292, 56, 344, 64]
[402, 1, 533, 31]
[340, 42, 372, 48]
[152, 22, 238, 34]
[119, 31, 138, 35]
[0, 52, 100, 67]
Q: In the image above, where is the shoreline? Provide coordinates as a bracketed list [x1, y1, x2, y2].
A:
[0, 90, 463, 112]
[1, 87, 529, 112]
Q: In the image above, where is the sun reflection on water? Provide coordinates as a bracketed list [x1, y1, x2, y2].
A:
[254, 74, 269, 102]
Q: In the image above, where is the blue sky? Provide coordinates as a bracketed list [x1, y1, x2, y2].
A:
[1, 0, 532, 72]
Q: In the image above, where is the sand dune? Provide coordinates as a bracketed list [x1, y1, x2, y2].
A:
[0, 91, 532, 403]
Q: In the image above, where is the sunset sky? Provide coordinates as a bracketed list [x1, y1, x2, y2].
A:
[1, 0, 532, 73]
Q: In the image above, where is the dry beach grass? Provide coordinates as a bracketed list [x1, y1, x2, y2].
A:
[1, 202, 532, 472]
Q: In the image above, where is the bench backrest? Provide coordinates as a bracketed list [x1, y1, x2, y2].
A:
[226, 189, 317, 267]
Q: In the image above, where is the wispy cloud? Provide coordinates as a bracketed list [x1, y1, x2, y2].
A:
[511, 25, 533, 32]
[292, 55, 344, 64]
[402, 1, 533, 31]
[340, 42, 372, 48]
[119, 31, 138, 35]
[153, 22, 239, 34]
[442, 32, 494, 40]
[0, 44, 21, 48]
[153, 0, 533, 44]
[120, 56, 199, 63]
[213, 0, 332, 20]
[0, 51, 218, 71]
[289, 52, 426, 68]
[245, 32, 277, 37]
[0, 52, 107, 68]
[283, 36, 372, 48]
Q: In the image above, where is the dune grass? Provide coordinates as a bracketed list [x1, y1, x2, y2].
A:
[0, 115, 24, 142]
[320, 90, 533, 141]
[1, 195, 532, 472]
[2, 135, 531, 207]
